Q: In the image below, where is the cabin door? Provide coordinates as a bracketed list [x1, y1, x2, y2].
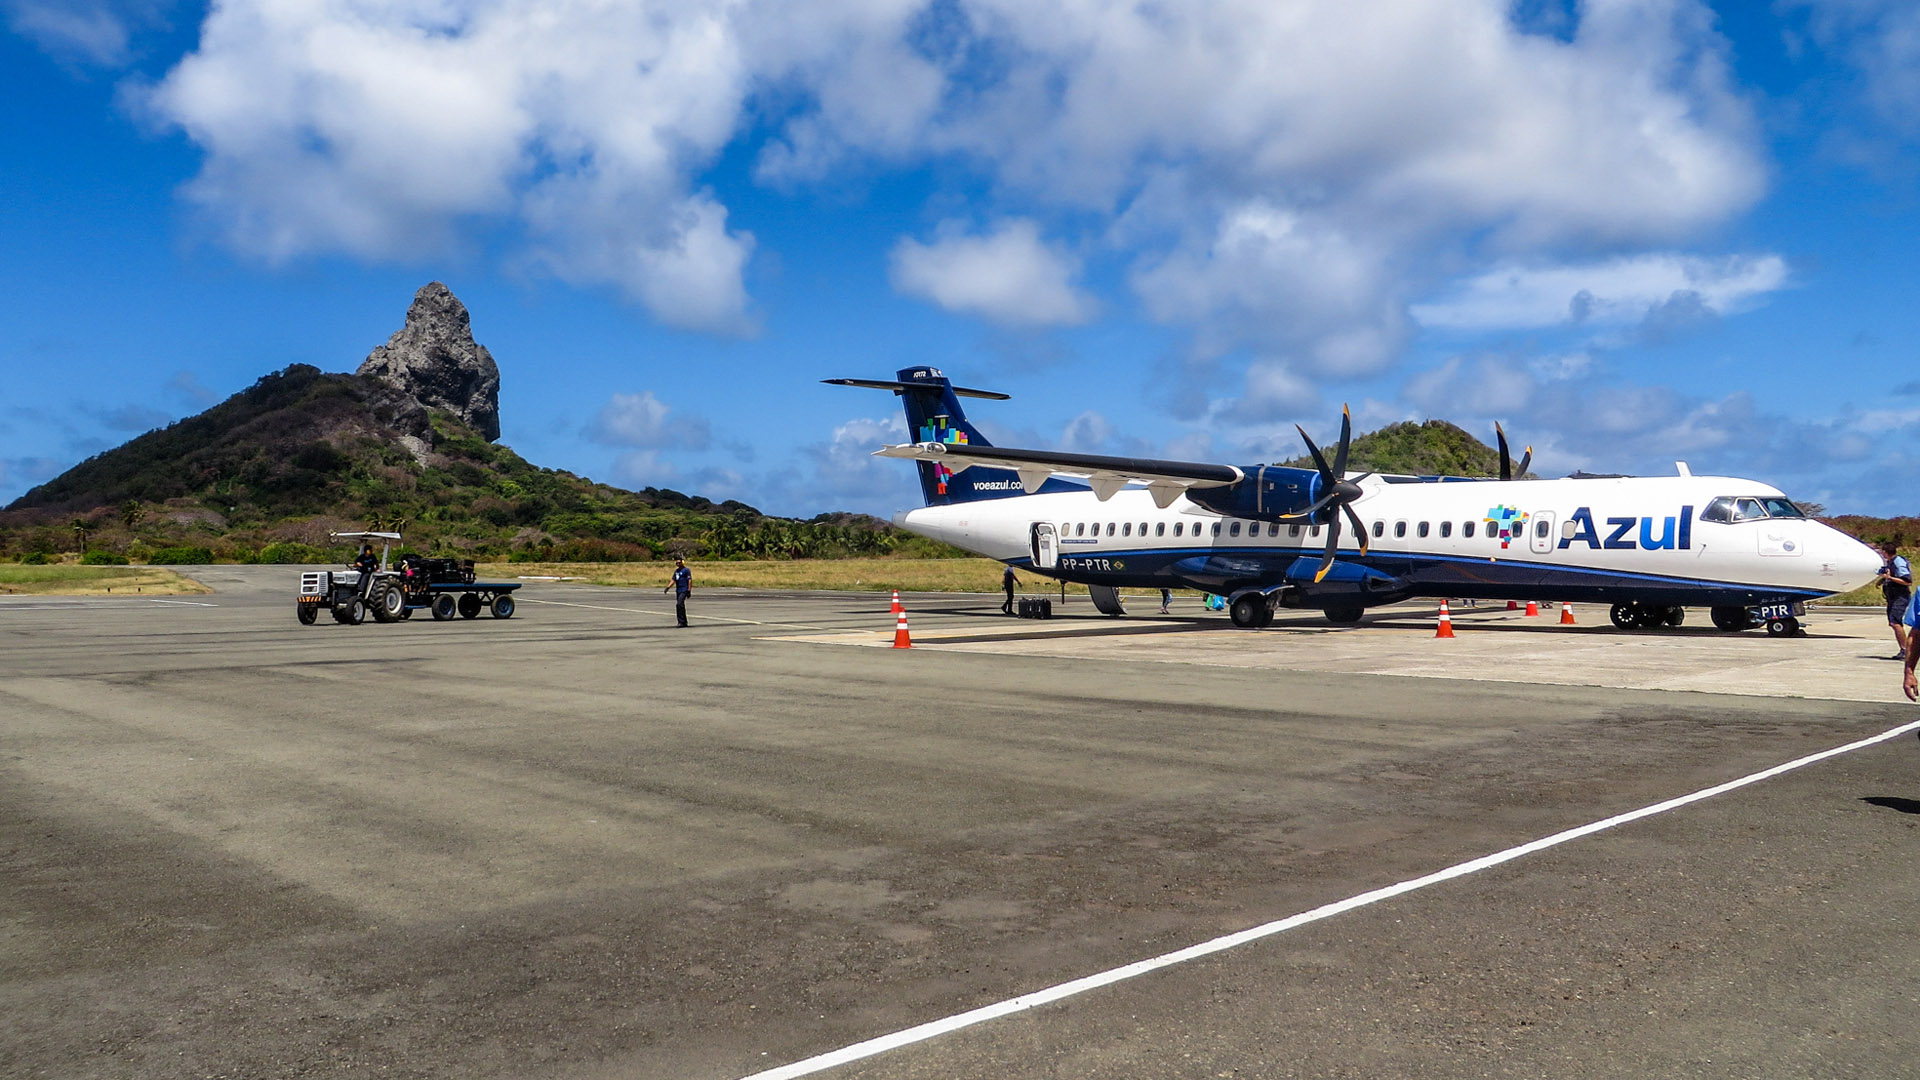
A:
[1528, 511, 1556, 555]
[1031, 522, 1059, 569]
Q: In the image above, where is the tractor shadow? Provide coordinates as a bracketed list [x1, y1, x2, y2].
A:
[1860, 796, 1920, 815]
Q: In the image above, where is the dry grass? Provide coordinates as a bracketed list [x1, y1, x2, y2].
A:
[0, 565, 212, 596]
[480, 559, 1195, 596]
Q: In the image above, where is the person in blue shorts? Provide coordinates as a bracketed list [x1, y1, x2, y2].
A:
[1876, 542, 1911, 660]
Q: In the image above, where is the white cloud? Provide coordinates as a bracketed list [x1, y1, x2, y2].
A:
[589, 391, 710, 449]
[889, 219, 1095, 328]
[1789, 0, 1920, 138]
[1411, 253, 1790, 330]
[3, 0, 146, 67]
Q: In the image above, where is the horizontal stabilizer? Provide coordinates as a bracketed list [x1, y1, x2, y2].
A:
[822, 378, 1011, 400]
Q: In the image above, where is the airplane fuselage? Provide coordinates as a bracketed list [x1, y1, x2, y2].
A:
[896, 474, 1881, 612]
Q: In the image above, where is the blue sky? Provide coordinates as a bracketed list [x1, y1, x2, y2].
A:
[3, 0, 1917, 517]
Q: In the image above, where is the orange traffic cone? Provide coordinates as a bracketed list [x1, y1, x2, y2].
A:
[1525, 600, 1540, 617]
[1506, 600, 1518, 610]
[890, 590, 903, 615]
[892, 607, 913, 648]
[1559, 601, 1575, 625]
[1435, 599, 1456, 638]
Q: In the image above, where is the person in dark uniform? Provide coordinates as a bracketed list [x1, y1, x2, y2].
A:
[665, 557, 692, 627]
[1876, 542, 1911, 660]
[353, 543, 378, 598]
[1002, 564, 1020, 615]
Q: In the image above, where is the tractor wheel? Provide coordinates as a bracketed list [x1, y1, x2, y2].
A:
[368, 582, 395, 623]
[430, 594, 458, 621]
[296, 603, 318, 625]
[458, 593, 483, 619]
[490, 594, 516, 619]
[341, 598, 366, 625]
[378, 582, 407, 622]
[398, 604, 413, 620]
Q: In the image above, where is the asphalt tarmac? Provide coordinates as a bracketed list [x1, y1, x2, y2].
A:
[3, 567, 1918, 1080]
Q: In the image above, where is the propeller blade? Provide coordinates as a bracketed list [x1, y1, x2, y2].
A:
[1343, 502, 1370, 556]
[1332, 404, 1353, 478]
[1516, 448, 1532, 479]
[1276, 490, 1339, 521]
[1312, 513, 1341, 583]
[1496, 423, 1512, 481]
[1295, 424, 1336, 484]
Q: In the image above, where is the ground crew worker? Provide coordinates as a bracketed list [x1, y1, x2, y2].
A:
[1877, 541, 1911, 660]
[666, 557, 692, 627]
[1002, 564, 1020, 615]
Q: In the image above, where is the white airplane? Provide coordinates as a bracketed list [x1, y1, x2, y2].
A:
[828, 368, 1883, 636]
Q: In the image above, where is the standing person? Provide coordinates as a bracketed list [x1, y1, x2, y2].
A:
[1159, 588, 1172, 614]
[1001, 564, 1020, 615]
[1877, 542, 1911, 660]
[665, 557, 692, 627]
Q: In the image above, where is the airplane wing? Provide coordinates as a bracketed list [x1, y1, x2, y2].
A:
[875, 442, 1243, 507]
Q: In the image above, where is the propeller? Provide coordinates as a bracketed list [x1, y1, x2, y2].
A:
[1280, 405, 1374, 583]
[1494, 423, 1532, 482]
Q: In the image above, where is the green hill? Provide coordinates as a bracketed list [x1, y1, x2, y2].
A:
[1280, 419, 1525, 478]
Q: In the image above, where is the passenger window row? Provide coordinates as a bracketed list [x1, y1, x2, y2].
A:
[1061, 518, 1512, 541]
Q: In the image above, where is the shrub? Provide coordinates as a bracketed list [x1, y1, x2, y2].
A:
[80, 550, 129, 565]
[19, 552, 51, 565]
[147, 545, 215, 564]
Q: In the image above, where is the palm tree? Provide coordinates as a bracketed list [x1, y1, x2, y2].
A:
[70, 518, 94, 553]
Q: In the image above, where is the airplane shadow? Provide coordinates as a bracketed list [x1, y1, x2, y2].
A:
[1860, 796, 1920, 815]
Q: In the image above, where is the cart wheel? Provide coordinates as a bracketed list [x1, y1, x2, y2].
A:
[490, 594, 515, 619]
[297, 603, 318, 625]
[398, 605, 413, 620]
[458, 593, 483, 619]
[431, 594, 458, 621]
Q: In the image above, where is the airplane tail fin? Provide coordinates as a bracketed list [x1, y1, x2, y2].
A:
[823, 368, 1025, 505]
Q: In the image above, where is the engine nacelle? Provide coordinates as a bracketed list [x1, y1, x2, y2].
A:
[1182, 464, 1324, 522]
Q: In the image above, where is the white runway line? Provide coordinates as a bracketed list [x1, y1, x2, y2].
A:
[735, 716, 1920, 1080]
[145, 598, 217, 607]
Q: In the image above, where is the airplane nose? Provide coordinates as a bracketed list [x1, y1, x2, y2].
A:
[1826, 532, 1883, 592]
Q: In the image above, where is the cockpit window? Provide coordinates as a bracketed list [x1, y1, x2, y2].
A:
[1732, 498, 1767, 522]
[1762, 498, 1804, 519]
[1700, 497, 1733, 524]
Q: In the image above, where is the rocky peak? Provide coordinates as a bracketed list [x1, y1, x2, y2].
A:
[357, 282, 502, 441]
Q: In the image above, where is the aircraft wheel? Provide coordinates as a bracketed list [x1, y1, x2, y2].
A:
[1766, 616, 1798, 637]
[1663, 607, 1685, 627]
[296, 603, 318, 625]
[431, 594, 458, 621]
[1230, 594, 1264, 628]
[1609, 603, 1638, 629]
[1710, 605, 1752, 632]
[458, 593, 483, 619]
[490, 594, 515, 619]
[1324, 605, 1363, 626]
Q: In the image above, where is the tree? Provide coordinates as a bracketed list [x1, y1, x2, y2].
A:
[120, 500, 146, 530]
[70, 518, 94, 553]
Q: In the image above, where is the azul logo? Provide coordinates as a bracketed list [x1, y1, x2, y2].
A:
[1558, 506, 1693, 551]
[1484, 505, 1529, 549]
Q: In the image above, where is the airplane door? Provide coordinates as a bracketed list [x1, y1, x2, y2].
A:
[1529, 511, 1556, 555]
[1031, 522, 1059, 569]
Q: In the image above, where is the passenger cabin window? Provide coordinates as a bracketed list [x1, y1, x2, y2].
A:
[1700, 497, 1733, 524]
[1075, 523, 1085, 536]
[1372, 521, 1385, 539]
[1440, 521, 1452, 538]
[1156, 522, 1166, 537]
[1122, 522, 1132, 537]
[1289, 524, 1302, 537]
[1394, 521, 1407, 538]
[1212, 523, 1221, 537]
[1229, 521, 1241, 537]
[1733, 498, 1766, 522]
[1106, 522, 1116, 536]
[1173, 522, 1183, 537]
[1535, 520, 1550, 538]
[1139, 522, 1148, 535]
[1417, 522, 1430, 538]
[1464, 521, 1476, 538]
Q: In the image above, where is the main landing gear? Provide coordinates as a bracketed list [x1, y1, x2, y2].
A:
[1609, 602, 1683, 630]
[1230, 593, 1276, 628]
